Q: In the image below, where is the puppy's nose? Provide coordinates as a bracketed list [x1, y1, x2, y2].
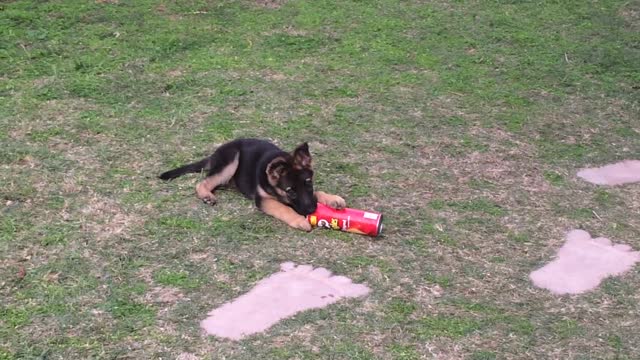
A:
[305, 202, 317, 215]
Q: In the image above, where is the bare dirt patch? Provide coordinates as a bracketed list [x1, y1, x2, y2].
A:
[256, 0, 287, 9]
[176, 353, 199, 360]
[145, 286, 185, 304]
[79, 191, 142, 241]
[619, 3, 640, 30]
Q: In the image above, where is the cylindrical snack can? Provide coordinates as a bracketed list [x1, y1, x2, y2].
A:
[307, 203, 383, 237]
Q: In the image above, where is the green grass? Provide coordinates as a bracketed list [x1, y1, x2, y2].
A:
[543, 170, 565, 186]
[154, 269, 200, 289]
[415, 315, 484, 339]
[388, 344, 420, 360]
[1, 0, 639, 358]
[469, 351, 497, 360]
[385, 298, 418, 323]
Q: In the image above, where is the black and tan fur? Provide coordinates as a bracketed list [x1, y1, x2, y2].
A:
[159, 139, 346, 231]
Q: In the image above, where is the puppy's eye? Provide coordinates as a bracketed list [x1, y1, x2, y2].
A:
[285, 187, 297, 199]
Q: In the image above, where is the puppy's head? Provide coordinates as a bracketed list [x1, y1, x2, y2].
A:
[266, 142, 317, 215]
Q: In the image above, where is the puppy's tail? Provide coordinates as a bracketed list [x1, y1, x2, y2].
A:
[159, 158, 208, 180]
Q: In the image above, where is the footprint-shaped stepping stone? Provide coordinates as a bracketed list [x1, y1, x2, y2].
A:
[577, 160, 640, 186]
[201, 262, 370, 340]
[530, 230, 640, 295]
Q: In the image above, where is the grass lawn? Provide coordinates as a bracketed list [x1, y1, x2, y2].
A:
[1, 0, 639, 359]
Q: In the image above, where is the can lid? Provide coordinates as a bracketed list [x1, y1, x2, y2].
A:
[376, 214, 384, 237]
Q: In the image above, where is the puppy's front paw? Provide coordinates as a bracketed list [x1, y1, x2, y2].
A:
[291, 216, 312, 232]
[200, 194, 217, 206]
[327, 195, 346, 210]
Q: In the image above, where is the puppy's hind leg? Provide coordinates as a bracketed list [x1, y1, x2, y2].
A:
[196, 150, 240, 206]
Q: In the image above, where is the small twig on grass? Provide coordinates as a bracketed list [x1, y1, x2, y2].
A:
[592, 210, 602, 221]
[19, 43, 30, 57]
[564, 53, 570, 63]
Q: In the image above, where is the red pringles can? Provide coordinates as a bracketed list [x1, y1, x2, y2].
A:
[307, 203, 384, 237]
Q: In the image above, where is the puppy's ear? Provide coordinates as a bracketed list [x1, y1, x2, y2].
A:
[266, 157, 289, 186]
[292, 142, 312, 169]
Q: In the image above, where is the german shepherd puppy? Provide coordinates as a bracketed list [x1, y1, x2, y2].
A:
[159, 139, 346, 231]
